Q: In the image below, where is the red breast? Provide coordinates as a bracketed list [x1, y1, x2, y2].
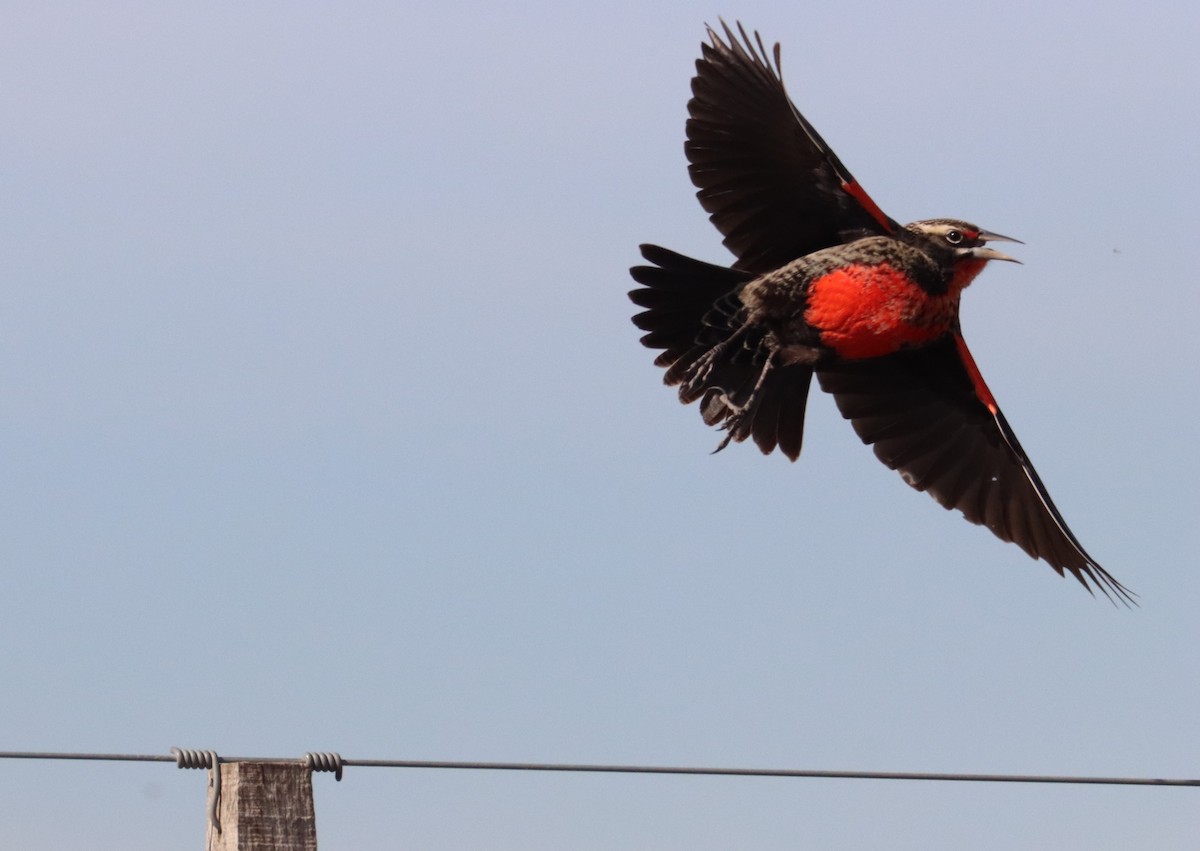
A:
[804, 262, 961, 359]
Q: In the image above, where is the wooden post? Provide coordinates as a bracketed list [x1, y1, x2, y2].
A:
[205, 762, 318, 850]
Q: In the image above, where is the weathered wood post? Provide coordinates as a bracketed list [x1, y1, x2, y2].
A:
[205, 762, 318, 851]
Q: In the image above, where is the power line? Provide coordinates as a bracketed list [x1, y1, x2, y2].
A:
[1, 750, 1197, 788]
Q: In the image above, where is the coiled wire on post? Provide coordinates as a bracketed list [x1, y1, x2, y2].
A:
[304, 751, 344, 781]
[171, 748, 221, 834]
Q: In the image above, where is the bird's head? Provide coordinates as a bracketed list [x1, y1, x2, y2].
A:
[905, 218, 1023, 290]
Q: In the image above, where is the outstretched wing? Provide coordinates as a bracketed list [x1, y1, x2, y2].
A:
[686, 21, 899, 274]
[816, 334, 1133, 604]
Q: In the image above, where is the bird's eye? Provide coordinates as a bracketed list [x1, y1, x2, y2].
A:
[945, 229, 964, 245]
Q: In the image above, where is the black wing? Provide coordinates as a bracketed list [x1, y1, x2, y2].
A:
[686, 21, 899, 274]
[816, 334, 1133, 604]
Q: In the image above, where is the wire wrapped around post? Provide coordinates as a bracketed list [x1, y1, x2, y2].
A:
[171, 747, 222, 833]
[304, 751, 344, 781]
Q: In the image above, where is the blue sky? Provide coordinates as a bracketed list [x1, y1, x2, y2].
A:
[2, 2, 1199, 848]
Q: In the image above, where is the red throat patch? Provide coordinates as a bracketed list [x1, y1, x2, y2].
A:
[951, 257, 988, 291]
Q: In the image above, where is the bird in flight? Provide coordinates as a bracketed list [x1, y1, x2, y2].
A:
[628, 22, 1132, 603]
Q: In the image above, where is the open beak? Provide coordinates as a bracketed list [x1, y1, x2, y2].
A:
[973, 229, 1023, 264]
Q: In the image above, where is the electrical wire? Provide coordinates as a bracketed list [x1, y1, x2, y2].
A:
[0, 751, 1196, 787]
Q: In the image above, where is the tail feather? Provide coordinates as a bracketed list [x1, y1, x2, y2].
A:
[629, 244, 813, 460]
[750, 363, 813, 459]
[630, 244, 749, 366]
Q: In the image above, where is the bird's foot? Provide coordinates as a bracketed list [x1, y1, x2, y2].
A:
[681, 346, 723, 399]
[712, 403, 751, 454]
[709, 351, 776, 454]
